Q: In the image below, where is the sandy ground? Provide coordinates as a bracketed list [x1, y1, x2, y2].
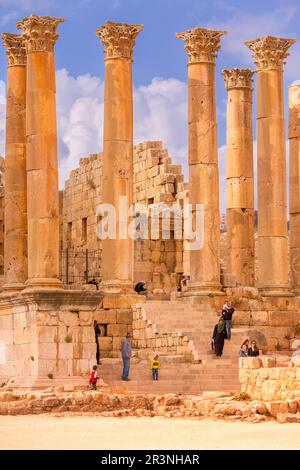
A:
[0, 415, 300, 450]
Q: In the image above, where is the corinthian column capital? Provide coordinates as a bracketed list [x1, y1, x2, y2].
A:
[17, 14, 64, 53]
[222, 68, 254, 90]
[245, 36, 296, 71]
[2, 33, 26, 66]
[176, 27, 227, 64]
[96, 21, 143, 60]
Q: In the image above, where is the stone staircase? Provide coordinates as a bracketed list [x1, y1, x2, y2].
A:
[98, 299, 250, 394]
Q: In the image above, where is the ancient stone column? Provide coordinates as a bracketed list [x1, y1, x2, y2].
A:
[246, 36, 295, 295]
[96, 21, 143, 293]
[222, 69, 255, 287]
[289, 84, 300, 292]
[17, 15, 64, 289]
[1, 34, 27, 292]
[176, 28, 226, 294]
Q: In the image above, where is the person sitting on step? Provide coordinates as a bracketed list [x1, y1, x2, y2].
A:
[134, 280, 147, 295]
[247, 340, 259, 357]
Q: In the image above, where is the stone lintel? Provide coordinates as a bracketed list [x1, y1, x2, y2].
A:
[0, 289, 102, 310]
[245, 36, 296, 71]
[17, 14, 64, 53]
[222, 68, 254, 90]
[96, 21, 143, 60]
[176, 27, 227, 64]
[2, 33, 26, 66]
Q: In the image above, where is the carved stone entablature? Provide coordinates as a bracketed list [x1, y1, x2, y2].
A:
[222, 68, 254, 90]
[17, 14, 64, 53]
[96, 21, 143, 60]
[245, 36, 296, 71]
[2, 33, 26, 66]
[176, 27, 227, 64]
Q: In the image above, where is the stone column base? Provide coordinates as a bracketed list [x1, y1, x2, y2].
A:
[100, 279, 135, 295]
[183, 283, 225, 297]
[23, 278, 63, 291]
[259, 286, 294, 297]
[1, 283, 25, 295]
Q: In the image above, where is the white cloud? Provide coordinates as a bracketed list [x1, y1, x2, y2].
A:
[207, 6, 298, 72]
[56, 69, 104, 185]
[1, 70, 189, 188]
[134, 77, 188, 177]
[56, 71, 189, 186]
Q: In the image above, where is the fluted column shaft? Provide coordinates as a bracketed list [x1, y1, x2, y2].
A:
[2, 34, 27, 291]
[17, 15, 64, 289]
[96, 22, 143, 293]
[177, 28, 226, 293]
[246, 36, 295, 295]
[223, 69, 255, 287]
[289, 85, 300, 291]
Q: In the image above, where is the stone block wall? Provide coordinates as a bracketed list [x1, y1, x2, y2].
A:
[239, 355, 300, 401]
[229, 290, 300, 351]
[0, 292, 136, 383]
[133, 141, 185, 293]
[131, 304, 194, 360]
[62, 154, 103, 286]
[0, 301, 38, 380]
[61, 142, 186, 294]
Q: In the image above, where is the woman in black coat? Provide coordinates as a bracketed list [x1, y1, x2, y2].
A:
[212, 318, 228, 356]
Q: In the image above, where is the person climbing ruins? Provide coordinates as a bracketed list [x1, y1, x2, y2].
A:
[121, 332, 132, 381]
[222, 301, 235, 340]
[134, 280, 147, 295]
[212, 318, 228, 357]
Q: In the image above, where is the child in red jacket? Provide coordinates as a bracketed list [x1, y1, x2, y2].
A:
[89, 365, 98, 390]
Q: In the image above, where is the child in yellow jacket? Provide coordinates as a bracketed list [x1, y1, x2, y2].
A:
[150, 354, 160, 380]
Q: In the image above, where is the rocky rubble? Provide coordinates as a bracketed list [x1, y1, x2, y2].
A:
[1, 386, 300, 423]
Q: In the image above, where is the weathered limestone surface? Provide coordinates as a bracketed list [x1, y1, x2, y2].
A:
[0, 161, 4, 281]
[96, 22, 143, 293]
[61, 142, 184, 294]
[246, 36, 296, 295]
[223, 69, 255, 287]
[2, 34, 27, 291]
[239, 356, 300, 401]
[289, 84, 300, 292]
[176, 28, 226, 294]
[0, 290, 134, 381]
[17, 15, 64, 289]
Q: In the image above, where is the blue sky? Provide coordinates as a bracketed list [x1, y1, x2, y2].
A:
[1, 0, 300, 210]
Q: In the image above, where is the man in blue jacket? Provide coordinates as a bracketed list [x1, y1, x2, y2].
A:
[121, 332, 132, 381]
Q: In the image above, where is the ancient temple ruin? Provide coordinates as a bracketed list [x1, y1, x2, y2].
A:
[0, 15, 300, 393]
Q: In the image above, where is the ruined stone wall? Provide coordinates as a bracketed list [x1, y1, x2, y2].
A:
[0, 291, 135, 382]
[239, 356, 300, 401]
[133, 141, 184, 293]
[62, 154, 103, 287]
[61, 141, 186, 294]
